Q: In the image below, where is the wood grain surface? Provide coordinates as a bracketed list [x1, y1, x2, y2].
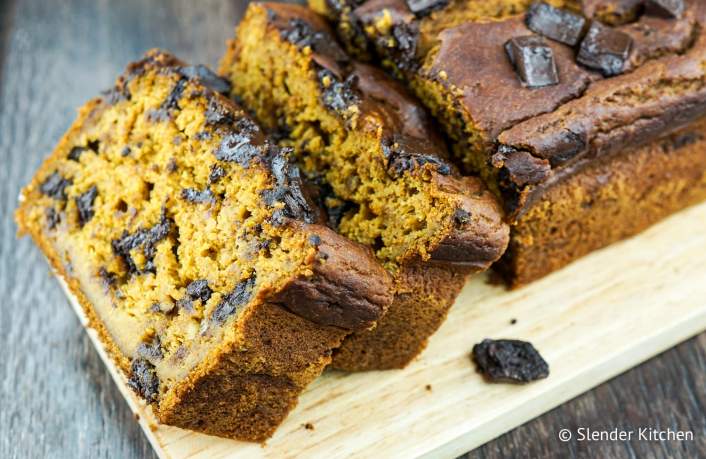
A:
[0, 1, 704, 458]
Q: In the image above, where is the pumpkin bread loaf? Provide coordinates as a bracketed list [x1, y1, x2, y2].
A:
[314, 0, 706, 286]
[15, 50, 393, 441]
[219, 3, 509, 370]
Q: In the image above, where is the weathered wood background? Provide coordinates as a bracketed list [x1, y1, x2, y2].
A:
[0, 0, 703, 458]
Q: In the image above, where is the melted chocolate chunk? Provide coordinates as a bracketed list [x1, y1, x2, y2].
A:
[214, 133, 262, 166]
[281, 19, 349, 64]
[472, 339, 549, 383]
[308, 234, 322, 247]
[453, 209, 471, 226]
[542, 129, 587, 166]
[388, 22, 419, 71]
[194, 130, 212, 141]
[208, 165, 226, 184]
[405, 0, 449, 17]
[75, 186, 98, 226]
[148, 78, 187, 122]
[318, 69, 360, 117]
[98, 267, 119, 290]
[178, 65, 231, 94]
[262, 151, 319, 225]
[111, 213, 172, 275]
[383, 137, 452, 178]
[492, 146, 552, 187]
[525, 2, 587, 47]
[204, 98, 235, 126]
[40, 172, 72, 201]
[68, 146, 88, 161]
[211, 275, 257, 324]
[120, 146, 132, 157]
[127, 358, 160, 403]
[645, 0, 684, 19]
[45, 207, 60, 229]
[137, 336, 163, 361]
[577, 22, 633, 76]
[186, 279, 212, 303]
[180, 188, 215, 204]
[103, 83, 131, 105]
[505, 35, 559, 88]
[176, 297, 194, 313]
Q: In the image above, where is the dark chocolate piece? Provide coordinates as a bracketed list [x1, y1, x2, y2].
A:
[261, 151, 319, 225]
[68, 146, 89, 161]
[208, 165, 226, 183]
[127, 358, 160, 403]
[137, 336, 163, 361]
[178, 65, 231, 94]
[453, 209, 471, 226]
[40, 172, 72, 201]
[180, 187, 215, 204]
[525, 2, 587, 46]
[211, 275, 257, 324]
[318, 69, 360, 117]
[112, 213, 172, 275]
[214, 133, 262, 166]
[577, 22, 633, 76]
[45, 207, 60, 229]
[120, 146, 132, 157]
[405, 0, 449, 17]
[75, 185, 98, 226]
[205, 98, 235, 126]
[186, 279, 212, 303]
[505, 36, 559, 88]
[472, 338, 549, 383]
[383, 136, 452, 178]
[148, 78, 187, 122]
[645, 0, 684, 19]
[281, 18, 349, 64]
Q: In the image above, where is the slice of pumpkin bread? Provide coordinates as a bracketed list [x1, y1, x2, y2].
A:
[220, 3, 509, 370]
[15, 50, 392, 441]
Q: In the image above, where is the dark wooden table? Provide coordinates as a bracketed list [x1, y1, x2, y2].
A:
[1, 1, 704, 457]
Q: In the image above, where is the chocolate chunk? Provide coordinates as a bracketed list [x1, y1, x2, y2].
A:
[98, 267, 119, 290]
[405, 0, 449, 17]
[214, 133, 262, 166]
[453, 209, 471, 226]
[176, 297, 194, 313]
[111, 213, 172, 275]
[542, 129, 587, 166]
[472, 339, 549, 383]
[262, 151, 319, 225]
[281, 19, 349, 64]
[148, 78, 187, 121]
[308, 234, 322, 246]
[194, 131, 212, 141]
[383, 136, 452, 178]
[645, 0, 684, 19]
[45, 207, 60, 229]
[211, 275, 257, 324]
[180, 188, 215, 204]
[318, 69, 360, 117]
[120, 146, 132, 157]
[577, 22, 632, 76]
[492, 146, 552, 187]
[40, 172, 72, 201]
[204, 98, 235, 126]
[208, 165, 226, 184]
[525, 2, 587, 46]
[127, 358, 160, 403]
[68, 146, 89, 161]
[137, 336, 163, 361]
[505, 36, 559, 88]
[186, 279, 212, 303]
[75, 186, 98, 226]
[178, 65, 231, 94]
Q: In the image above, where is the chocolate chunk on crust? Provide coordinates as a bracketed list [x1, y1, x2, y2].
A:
[525, 2, 587, 46]
[646, 0, 685, 19]
[505, 35, 559, 88]
[577, 22, 633, 76]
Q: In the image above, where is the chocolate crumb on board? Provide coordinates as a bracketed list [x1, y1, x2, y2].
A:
[425, 384, 432, 391]
[304, 422, 315, 431]
[472, 338, 549, 383]
[510, 318, 518, 325]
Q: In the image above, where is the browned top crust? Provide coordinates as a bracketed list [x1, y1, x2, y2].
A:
[320, 0, 706, 221]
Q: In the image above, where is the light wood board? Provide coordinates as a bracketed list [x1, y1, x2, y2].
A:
[57, 201, 706, 459]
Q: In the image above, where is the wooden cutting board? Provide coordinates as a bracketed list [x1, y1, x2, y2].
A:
[57, 202, 706, 459]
